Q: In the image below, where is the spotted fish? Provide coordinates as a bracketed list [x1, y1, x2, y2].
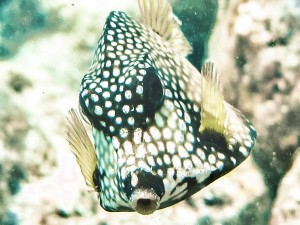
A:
[66, 0, 256, 215]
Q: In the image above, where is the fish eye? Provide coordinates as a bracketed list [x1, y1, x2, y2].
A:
[143, 67, 164, 115]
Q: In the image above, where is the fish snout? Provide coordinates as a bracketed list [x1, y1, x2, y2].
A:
[123, 169, 165, 214]
[130, 188, 160, 215]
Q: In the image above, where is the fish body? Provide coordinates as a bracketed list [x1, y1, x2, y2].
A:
[67, 0, 256, 215]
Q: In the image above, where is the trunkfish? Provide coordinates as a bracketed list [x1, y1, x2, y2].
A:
[66, 0, 256, 215]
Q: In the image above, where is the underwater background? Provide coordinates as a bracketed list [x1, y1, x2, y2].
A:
[0, 0, 299, 224]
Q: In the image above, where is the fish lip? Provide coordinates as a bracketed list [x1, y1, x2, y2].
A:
[130, 188, 160, 215]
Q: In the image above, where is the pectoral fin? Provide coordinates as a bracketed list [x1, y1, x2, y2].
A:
[66, 108, 98, 191]
[199, 62, 230, 139]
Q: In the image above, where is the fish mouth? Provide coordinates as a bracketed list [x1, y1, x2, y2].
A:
[130, 188, 160, 215]
[123, 169, 165, 214]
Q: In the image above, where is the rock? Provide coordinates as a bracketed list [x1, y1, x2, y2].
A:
[196, 215, 214, 225]
[253, 106, 300, 199]
[223, 192, 272, 225]
[8, 72, 32, 93]
[208, 0, 300, 223]
[0, 0, 47, 58]
[195, 158, 266, 225]
[7, 164, 27, 195]
[0, 210, 19, 225]
[172, 0, 218, 68]
[208, 0, 300, 201]
[270, 149, 300, 225]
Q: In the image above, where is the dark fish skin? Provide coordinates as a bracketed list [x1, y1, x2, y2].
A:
[70, 0, 256, 214]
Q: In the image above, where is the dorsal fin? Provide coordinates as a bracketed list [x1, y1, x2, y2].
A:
[138, 0, 192, 56]
[66, 108, 98, 191]
[199, 62, 230, 138]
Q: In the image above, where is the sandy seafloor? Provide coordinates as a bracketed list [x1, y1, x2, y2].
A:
[0, 0, 299, 225]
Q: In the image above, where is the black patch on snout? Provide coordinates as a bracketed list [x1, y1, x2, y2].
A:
[123, 169, 165, 199]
